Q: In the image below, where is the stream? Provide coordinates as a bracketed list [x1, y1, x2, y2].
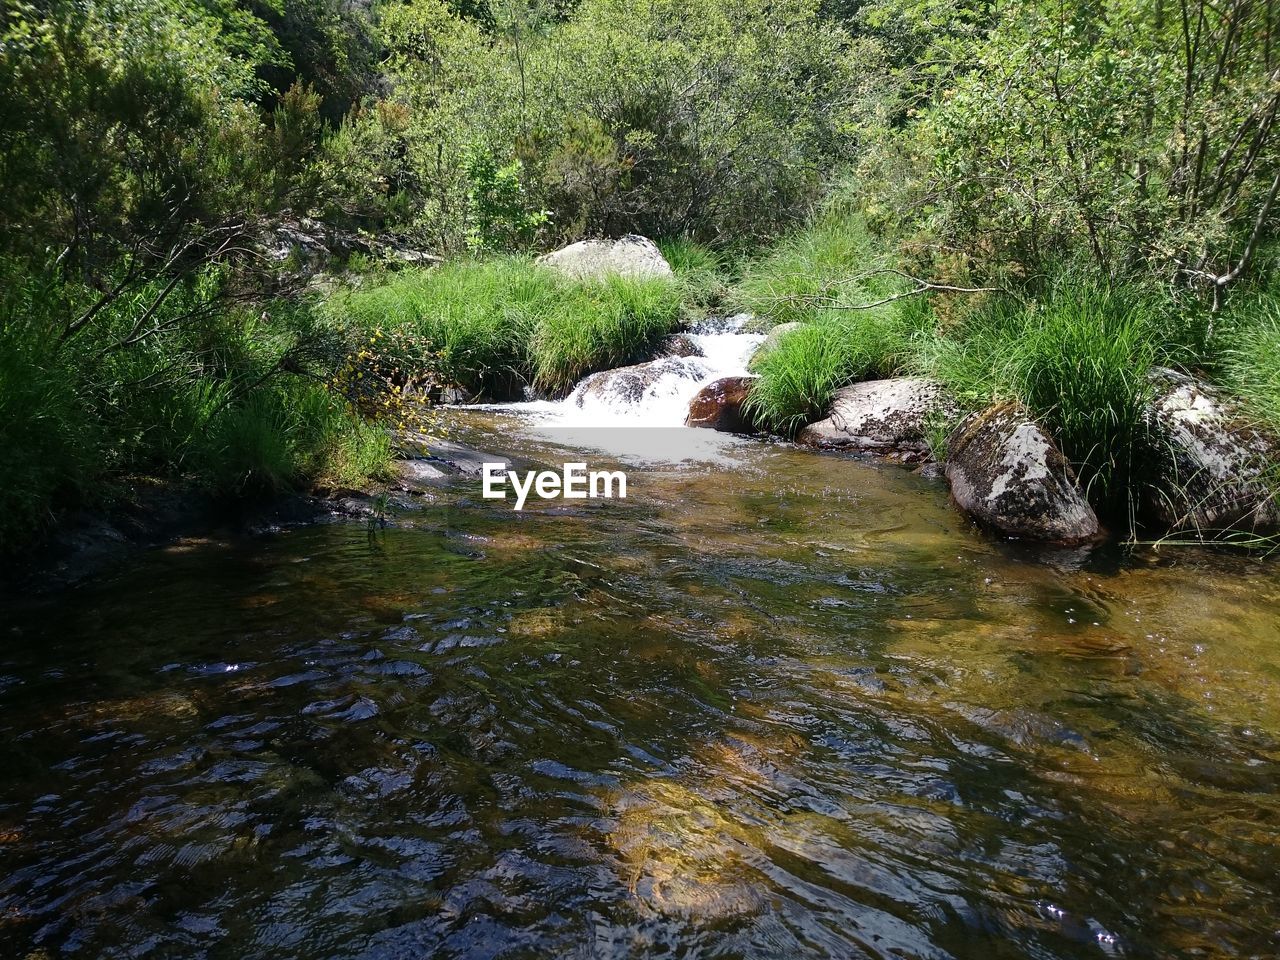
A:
[2, 324, 1280, 958]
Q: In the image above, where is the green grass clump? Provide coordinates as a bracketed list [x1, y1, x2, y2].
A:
[1221, 296, 1280, 432]
[925, 280, 1159, 514]
[326, 257, 556, 397]
[0, 329, 99, 546]
[747, 297, 933, 434]
[197, 383, 393, 496]
[659, 238, 733, 312]
[733, 217, 894, 325]
[328, 258, 683, 398]
[532, 275, 683, 394]
[0, 260, 394, 551]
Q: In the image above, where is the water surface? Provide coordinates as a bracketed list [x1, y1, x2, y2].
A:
[2, 412, 1280, 959]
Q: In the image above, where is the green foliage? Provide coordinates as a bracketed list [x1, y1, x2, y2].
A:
[463, 147, 550, 251]
[658, 238, 733, 312]
[341, 0, 869, 249]
[0, 257, 390, 549]
[877, 0, 1280, 291]
[0, 325, 98, 547]
[1221, 297, 1280, 433]
[531, 274, 683, 394]
[734, 218, 895, 324]
[925, 281, 1160, 513]
[197, 382, 391, 495]
[746, 303, 929, 433]
[326, 259, 682, 397]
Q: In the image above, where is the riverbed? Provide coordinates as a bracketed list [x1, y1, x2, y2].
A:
[2, 401, 1280, 958]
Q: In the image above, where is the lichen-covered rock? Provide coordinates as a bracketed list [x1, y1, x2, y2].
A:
[747, 322, 802, 370]
[685, 376, 759, 432]
[538, 235, 673, 281]
[1143, 367, 1279, 533]
[945, 403, 1100, 544]
[571, 358, 710, 407]
[796, 377, 957, 463]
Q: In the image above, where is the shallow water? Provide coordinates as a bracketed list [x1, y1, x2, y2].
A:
[3, 410, 1280, 959]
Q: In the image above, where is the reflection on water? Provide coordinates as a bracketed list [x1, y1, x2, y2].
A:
[2, 411, 1280, 959]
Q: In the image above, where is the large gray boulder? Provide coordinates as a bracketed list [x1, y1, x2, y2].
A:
[747, 322, 802, 370]
[538, 235, 673, 282]
[796, 377, 957, 463]
[571, 357, 710, 407]
[946, 403, 1100, 544]
[685, 376, 759, 433]
[1143, 367, 1279, 533]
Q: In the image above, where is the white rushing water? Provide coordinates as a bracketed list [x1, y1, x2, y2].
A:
[478, 316, 766, 464]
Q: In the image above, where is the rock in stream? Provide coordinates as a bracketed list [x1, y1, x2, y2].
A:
[945, 403, 1100, 544]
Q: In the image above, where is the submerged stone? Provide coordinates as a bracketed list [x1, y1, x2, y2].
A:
[797, 377, 956, 463]
[1142, 367, 1280, 533]
[685, 376, 759, 433]
[945, 403, 1100, 544]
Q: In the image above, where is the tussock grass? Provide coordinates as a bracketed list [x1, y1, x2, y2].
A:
[0, 262, 393, 550]
[924, 280, 1159, 514]
[746, 301, 931, 434]
[733, 218, 895, 325]
[328, 257, 683, 398]
[1221, 296, 1280, 432]
[659, 238, 733, 311]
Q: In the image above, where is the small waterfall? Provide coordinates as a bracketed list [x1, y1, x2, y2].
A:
[479, 315, 764, 463]
[523, 314, 764, 429]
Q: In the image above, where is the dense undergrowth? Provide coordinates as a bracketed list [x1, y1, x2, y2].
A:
[0, 263, 392, 551]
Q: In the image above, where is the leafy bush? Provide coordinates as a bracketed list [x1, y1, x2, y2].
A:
[345, 0, 866, 249]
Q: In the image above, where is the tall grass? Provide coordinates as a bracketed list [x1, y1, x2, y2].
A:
[658, 238, 733, 311]
[746, 300, 932, 433]
[733, 217, 896, 325]
[924, 280, 1159, 514]
[1220, 295, 1280, 431]
[737, 217, 932, 433]
[328, 257, 684, 398]
[0, 260, 393, 551]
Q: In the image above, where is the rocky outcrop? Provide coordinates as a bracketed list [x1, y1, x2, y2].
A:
[571, 357, 710, 407]
[945, 403, 1100, 544]
[1142, 367, 1279, 533]
[685, 376, 759, 433]
[262, 217, 440, 273]
[748, 322, 802, 370]
[538, 235, 674, 282]
[796, 378, 956, 463]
